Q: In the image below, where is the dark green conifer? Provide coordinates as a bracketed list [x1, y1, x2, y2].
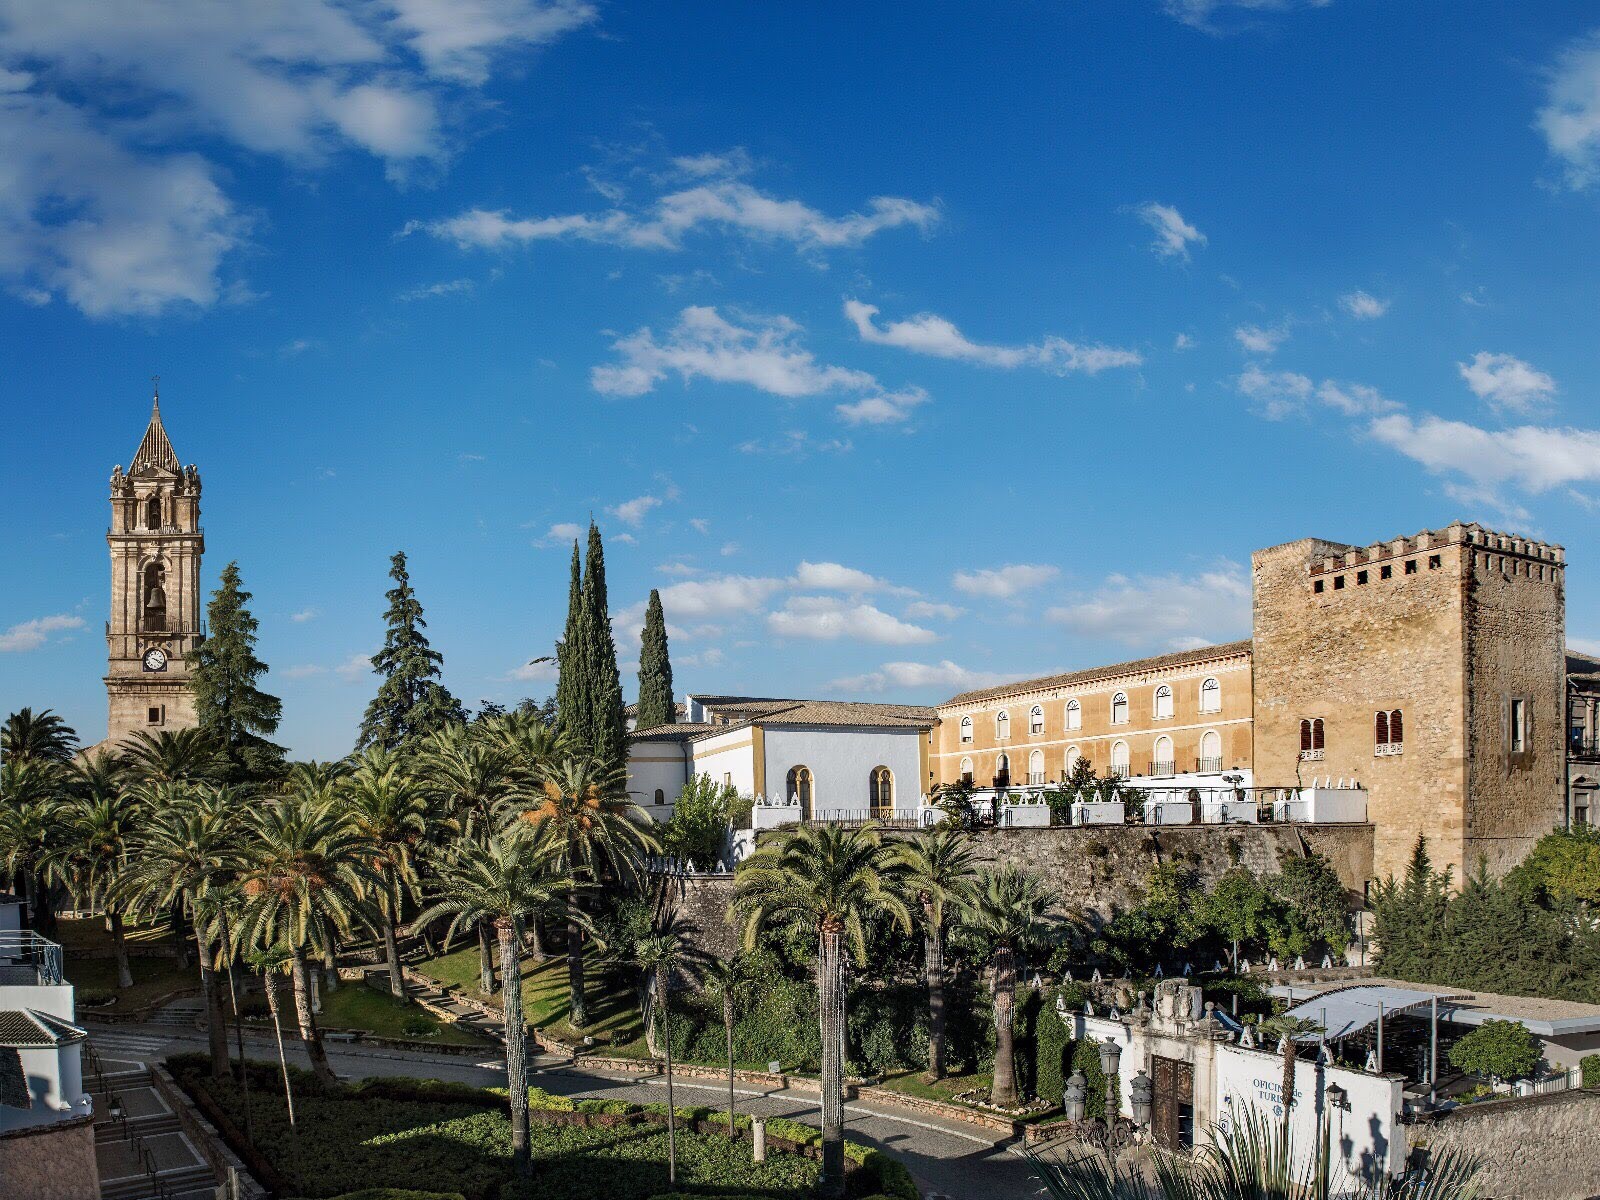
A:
[580, 522, 627, 766]
[555, 542, 584, 741]
[635, 588, 675, 730]
[187, 561, 285, 782]
[356, 551, 465, 751]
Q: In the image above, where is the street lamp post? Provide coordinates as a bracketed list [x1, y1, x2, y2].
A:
[1098, 1040, 1122, 1120]
[1064, 1071, 1087, 1123]
[1130, 1069, 1153, 1130]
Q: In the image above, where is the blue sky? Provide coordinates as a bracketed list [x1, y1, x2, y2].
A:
[4, 1, 1600, 760]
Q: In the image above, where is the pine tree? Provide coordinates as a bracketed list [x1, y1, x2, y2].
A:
[555, 542, 584, 742]
[187, 561, 285, 782]
[635, 588, 675, 730]
[357, 551, 465, 751]
[580, 522, 627, 766]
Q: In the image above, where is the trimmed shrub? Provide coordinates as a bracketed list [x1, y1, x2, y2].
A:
[1448, 1019, 1541, 1082]
[1581, 1054, 1600, 1088]
[1035, 989, 1071, 1106]
[1070, 1037, 1118, 1120]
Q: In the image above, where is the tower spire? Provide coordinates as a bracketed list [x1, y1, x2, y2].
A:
[130, 381, 179, 474]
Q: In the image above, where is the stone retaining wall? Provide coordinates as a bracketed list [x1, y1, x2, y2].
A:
[0, 1115, 99, 1200]
[1410, 1088, 1600, 1200]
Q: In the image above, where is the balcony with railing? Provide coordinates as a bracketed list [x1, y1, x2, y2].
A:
[0, 930, 65, 986]
[1571, 735, 1600, 761]
[1148, 759, 1177, 778]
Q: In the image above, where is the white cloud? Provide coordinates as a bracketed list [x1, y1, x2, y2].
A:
[282, 664, 327, 680]
[539, 522, 583, 545]
[1339, 290, 1390, 319]
[1570, 636, 1600, 658]
[678, 646, 726, 669]
[1369, 413, 1600, 496]
[1538, 30, 1600, 189]
[735, 431, 852, 457]
[397, 277, 475, 301]
[656, 561, 700, 578]
[829, 659, 1018, 695]
[1045, 562, 1251, 649]
[592, 306, 874, 398]
[1457, 351, 1557, 415]
[656, 574, 786, 620]
[720, 542, 740, 556]
[335, 652, 373, 681]
[607, 494, 662, 527]
[290, 608, 318, 623]
[0, 1, 592, 315]
[689, 517, 710, 534]
[509, 655, 559, 682]
[951, 563, 1059, 599]
[1163, 0, 1333, 32]
[412, 174, 938, 254]
[1234, 324, 1288, 355]
[1136, 202, 1205, 261]
[1236, 365, 1397, 419]
[0, 613, 84, 652]
[903, 600, 966, 620]
[834, 386, 929, 426]
[844, 300, 1141, 374]
[1174, 333, 1196, 351]
[767, 596, 935, 645]
[793, 561, 913, 595]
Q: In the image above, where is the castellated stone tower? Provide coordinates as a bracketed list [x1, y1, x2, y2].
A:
[104, 393, 205, 745]
[1252, 523, 1566, 883]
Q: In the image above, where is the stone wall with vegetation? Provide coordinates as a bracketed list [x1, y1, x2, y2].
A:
[1412, 1088, 1600, 1200]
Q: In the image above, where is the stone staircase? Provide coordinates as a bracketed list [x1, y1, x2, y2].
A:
[89, 1061, 220, 1200]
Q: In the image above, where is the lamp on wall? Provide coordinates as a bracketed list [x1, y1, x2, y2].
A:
[1325, 1082, 1349, 1111]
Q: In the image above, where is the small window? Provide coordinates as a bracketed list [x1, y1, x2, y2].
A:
[1389, 709, 1403, 744]
[1380, 564, 1393, 580]
[870, 766, 894, 812]
[1375, 710, 1389, 745]
[959, 756, 974, 785]
[1199, 730, 1221, 771]
[145, 493, 161, 530]
[1357, 570, 1369, 585]
[1334, 576, 1346, 590]
[1153, 685, 1173, 720]
[996, 710, 1011, 740]
[723, 772, 732, 786]
[147, 706, 163, 725]
[960, 715, 973, 744]
[1111, 692, 1129, 725]
[1313, 717, 1324, 749]
[1065, 699, 1081, 730]
[654, 788, 665, 805]
[1152, 736, 1174, 776]
[995, 753, 1011, 786]
[1511, 699, 1527, 753]
[1199, 677, 1221, 714]
[1428, 555, 1441, 569]
[1027, 749, 1045, 785]
[1300, 719, 1313, 752]
[1029, 705, 1044, 735]
[787, 765, 813, 811]
[1064, 746, 1081, 774]
[1314, 579, 1324, 594]
[1110, 740, 1130, 777]
[1405, 560, 1418, 575]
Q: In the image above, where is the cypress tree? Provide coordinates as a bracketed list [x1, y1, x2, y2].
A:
[187, 561, 285, 783]
[357, 551, 465, 751]
[635, 588, 675, 730]
[580, 522, 628, 766]
[555, 542, 584, 741]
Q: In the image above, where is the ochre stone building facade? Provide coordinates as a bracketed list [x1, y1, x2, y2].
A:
[934, 522, 1570, 883]
[103, 396, 205, 745]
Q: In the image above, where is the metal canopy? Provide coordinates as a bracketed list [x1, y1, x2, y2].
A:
[1282, 985, 1462, 1041]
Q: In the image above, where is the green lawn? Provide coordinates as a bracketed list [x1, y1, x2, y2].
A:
[874, 1068, 995, 1107]
[317, 984, 486, 1047]
[414, 947, 644, 1049]
[64, 949, 198, 1013]
[55, 914, 178, 953]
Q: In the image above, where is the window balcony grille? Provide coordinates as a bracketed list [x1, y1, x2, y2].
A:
[0, 931, 64, 986]
[1108, 764, 1130, 779]
[1196, 756, 1223, 773]
[1299, 749, 1325, 762]
[1570, 736, 1600, 761]
[1148, 760, 1176, 777]
[1375, 742, 1403, 757]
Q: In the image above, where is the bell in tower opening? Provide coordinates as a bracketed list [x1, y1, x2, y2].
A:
[142, 561, 167, 632]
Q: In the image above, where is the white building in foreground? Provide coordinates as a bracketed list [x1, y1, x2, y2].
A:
[626, 694, 936, 823]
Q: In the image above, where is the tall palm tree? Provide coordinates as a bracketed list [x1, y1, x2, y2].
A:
[417, 724, 519, 992]
[44, 757, 142, 988]
[244, 945, 298, 1127]
[117, 784, 240, 1078]
[733, 822, 911, 1199]
[702, 954, 743, 1137]
[895, 827, 978, 1081]
[516, 755, 658, 1029]
[119, 728, 226, 785]
[0, 757, 73, 932]
[341, 747, 430, 996]
[1257, 1014, 1324, 1135]
[960, 864, 1061, 1108]
[629, 911, 711, 1188]
[1026, 1108, 1482, 1200]
[413, 830, 583, 1180]
[236, 789, 380, 1085]
[1, 707, 80, 763]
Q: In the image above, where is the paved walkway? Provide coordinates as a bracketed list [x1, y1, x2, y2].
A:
[86, 1016, 1047, 1200]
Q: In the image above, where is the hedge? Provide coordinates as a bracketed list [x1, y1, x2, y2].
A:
[1580, 1053, 1600, 1088]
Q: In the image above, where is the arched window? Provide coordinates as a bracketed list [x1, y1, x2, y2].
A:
[959, 757, 974, 785]
[1029, 705, 1044, 734]
[1028, 749, 1045, 785]
[1152, 736, 1174, 776]
[1389, 709, 1403, 745]
[1377, 709, 1403, 753]
[870, 766, 894, 815]
[1111, 692, 1129, 725]
[1200, 730, 1221, 772]
[142, 561, 168, 632]
[1065, 699, 1082, 730]
[1110, 740, 1130, 778]
[786, 765, 814, 817]
[145, 492, 162, 530]
[1299, 718, 1325, 757]
[995, 752, 1011, 787]
[1300, 719, 1313, 752]
[1199, 677, 1221, 714]
[1153, 685, 1174, 720]
[1065, 746, 1081, 776]
[1313, 718, 1324, 749]
[653, 788, 665, 805]
[1375, 710, 1389, 747]
[959, 715, 973, 744]
[996, 710, 1011, 740]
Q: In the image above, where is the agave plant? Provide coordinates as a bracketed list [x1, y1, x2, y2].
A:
[1026, 1108, 1481, 1200]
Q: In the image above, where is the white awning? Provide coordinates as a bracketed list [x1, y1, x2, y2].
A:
[1281, 985, 1462, 1041]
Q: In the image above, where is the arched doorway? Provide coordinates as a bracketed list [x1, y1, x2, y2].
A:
[869, 766, 893, 818]
[787, 765, 814, 819]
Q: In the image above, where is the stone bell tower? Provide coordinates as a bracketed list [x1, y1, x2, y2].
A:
[105, 389, 205, 744]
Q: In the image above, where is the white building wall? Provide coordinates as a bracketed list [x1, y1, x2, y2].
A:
[0, 1044, 88, 1132]
[689, 728, 759, 797]
[762, 725, 923, 817]
[625, 742, 692, 820]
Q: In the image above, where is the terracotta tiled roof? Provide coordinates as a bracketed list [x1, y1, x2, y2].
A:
[629, 695, 935, 745]
[130, 396, 180, 474]
[941, 639, 1254, 707]
[0, 1009, 86, 1048]
[630, 722, 716, 742]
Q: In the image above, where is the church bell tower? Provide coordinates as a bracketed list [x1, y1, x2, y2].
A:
[105, 389, 205, 743]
